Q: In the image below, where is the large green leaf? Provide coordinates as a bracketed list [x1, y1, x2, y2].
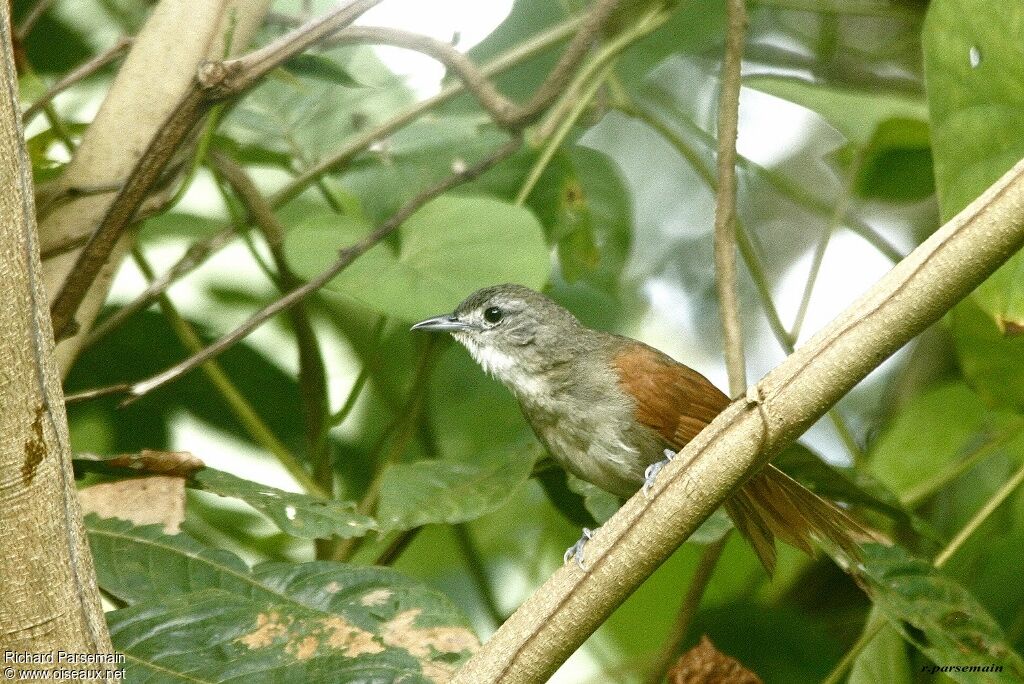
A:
[525, 145, 632, 290]
[924, 0, 1024, 330]
[859, 544, 1024, 682]
[190, 468, 377, 540]
[952, 300, 1024, 413]
[848, 608, 912, 684]
[284, 195, 551, 322]
[91, 519, 478, 682]
[88, 515, 268, 604]
[867, 383, 1012, 496]
[745, 76, 934, 202]
[375, 449, 538, 533]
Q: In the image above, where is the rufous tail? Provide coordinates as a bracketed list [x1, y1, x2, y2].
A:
[723, 464, 885, 575]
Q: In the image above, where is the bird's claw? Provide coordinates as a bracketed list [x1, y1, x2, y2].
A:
[563, 527, 594, 570]
[643, 449, 676, 497]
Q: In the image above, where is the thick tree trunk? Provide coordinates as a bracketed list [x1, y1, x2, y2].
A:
[0, 1, 111, 666]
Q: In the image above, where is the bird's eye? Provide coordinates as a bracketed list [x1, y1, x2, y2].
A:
[483, 306, 503, 324]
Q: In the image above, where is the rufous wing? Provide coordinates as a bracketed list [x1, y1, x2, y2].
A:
[611, 339, 881, 575]
[610, 341, 730, 450]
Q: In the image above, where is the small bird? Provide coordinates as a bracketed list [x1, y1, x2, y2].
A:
[412, 284, 872, 573]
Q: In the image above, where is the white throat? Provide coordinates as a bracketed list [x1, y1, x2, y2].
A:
[458, 336, 548, 399]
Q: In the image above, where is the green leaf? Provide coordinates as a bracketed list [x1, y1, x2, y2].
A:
[868, 383, 1010, 496]
[924, 0, 1024, 329]
[284, 195, 551, 322]
[376, 450, 538, 533]
[92, 519, 478, 682]
[952, 299, 1024, 413]
[525, 146, 632, 290]
[854, 118, 935, 202]
[746, 75, 928, 148]
[859, 544, 1024, 682]
[87, 515, 263, 604]
[189, 468, 377, 539]
[848, 608, 912, 684]
[282, 53, 361, 87]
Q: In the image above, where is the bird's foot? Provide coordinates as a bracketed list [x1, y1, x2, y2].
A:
[643, 448, 677, 497]
[563, 527, 594, 570]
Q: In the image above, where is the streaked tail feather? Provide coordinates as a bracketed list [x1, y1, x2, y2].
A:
[724, 464, 884, 575]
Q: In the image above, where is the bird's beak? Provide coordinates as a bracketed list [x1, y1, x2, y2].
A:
[410, 313, 473, 332]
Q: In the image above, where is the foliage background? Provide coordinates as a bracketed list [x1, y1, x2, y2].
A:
[15, 0, 1024, 681]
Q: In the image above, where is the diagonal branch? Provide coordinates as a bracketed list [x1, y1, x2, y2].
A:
[450, 157, 1024, 682]
[117, 135, 523, 403]
[47, 0, 383, 341]
[22, 37, 134, 123]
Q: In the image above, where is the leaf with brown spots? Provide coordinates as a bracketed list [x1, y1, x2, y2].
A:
[89, 517, 478, 682]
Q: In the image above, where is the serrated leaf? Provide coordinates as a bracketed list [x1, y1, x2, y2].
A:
[284, 195, 551, 322]
[190, 468, 377, 539]
[859, 544, 1024, 682]
[375, 450, 537, 532]
[924, 0, 1024, 329]
[91, 519, 478, 682]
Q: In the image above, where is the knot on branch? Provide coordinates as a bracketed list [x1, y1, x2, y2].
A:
[196, 60, 243, 98]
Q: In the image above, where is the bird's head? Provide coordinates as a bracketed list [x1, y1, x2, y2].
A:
[411, 284, 583, 386]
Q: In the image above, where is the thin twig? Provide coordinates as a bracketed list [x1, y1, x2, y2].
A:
[900, 419, 1024, 507]
[790, 150, 863, 342]
[76, 16, 582, 346]
[646, 533, 731, 684]
[210, 151, 333, 495]
[375, 527, 424, 566]
[622, 100, 865, 463]
[47, 0, 383, 340]
[107, 135, 522, 403]
[275, 11, 591, 204]
[130, 247, 326, 497]
[826, 454, 1024, 680]
[23, 37, 133, 123]
[933, 457, 1024, 568]
[714, 0, 749, 399]
[14, 0, 53, 41]
[453, 523, 505, 627]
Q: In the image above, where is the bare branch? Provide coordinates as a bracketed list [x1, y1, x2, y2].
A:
[205, 0, 384, 97]
[14, 0, 53, 41]
[210, 150, 333, 496]
[450, 158, 1024, 682]
[47, 0, 383, 340]
[118, 135, 523, 403]
[714, 0, 749, 399]
[23, 37, 134, 123]
[81, 16, 583, 348]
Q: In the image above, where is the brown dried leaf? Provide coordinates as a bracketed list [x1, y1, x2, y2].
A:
[668, 636, 762, 684]
[79, 475, 186, 533]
